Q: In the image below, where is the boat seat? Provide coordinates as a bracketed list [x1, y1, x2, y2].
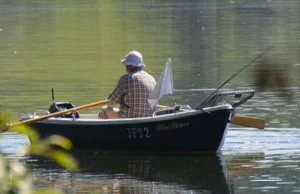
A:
[153, 105, 191, 116]
[79, 114, 99, 119]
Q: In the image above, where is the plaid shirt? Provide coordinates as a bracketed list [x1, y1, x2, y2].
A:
[107, 70, 156, 118]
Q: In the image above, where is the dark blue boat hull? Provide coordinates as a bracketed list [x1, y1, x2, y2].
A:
[29, 107, 234, 151]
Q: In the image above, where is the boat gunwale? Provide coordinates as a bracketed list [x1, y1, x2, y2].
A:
[34, 104, 234, 125]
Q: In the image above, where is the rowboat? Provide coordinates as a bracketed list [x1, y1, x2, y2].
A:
[19, 89, 258, 151]
[16, 57, 266, 151]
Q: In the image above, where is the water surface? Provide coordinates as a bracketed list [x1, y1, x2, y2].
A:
[2, 0, 300, 193]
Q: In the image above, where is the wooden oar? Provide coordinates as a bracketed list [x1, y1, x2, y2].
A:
[8, 100, 108, 129]
[230, 115, 265, 129]
[6, 101, 264, 131]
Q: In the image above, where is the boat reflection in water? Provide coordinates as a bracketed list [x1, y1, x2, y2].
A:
[28, 150, 232, 193]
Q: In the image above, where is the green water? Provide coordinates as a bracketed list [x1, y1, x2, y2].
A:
[2, 1, 300, 192]
[2, 1, 300, 125]
[2, 0, 300, 122]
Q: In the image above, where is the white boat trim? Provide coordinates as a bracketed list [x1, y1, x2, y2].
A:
[32, 104, 233, 126]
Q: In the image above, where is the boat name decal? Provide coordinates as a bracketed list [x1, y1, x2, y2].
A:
[156, 121, 190, 131]
[127, 128, 150, 139]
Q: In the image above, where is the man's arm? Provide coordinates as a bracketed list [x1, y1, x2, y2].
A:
[107, 75, 127, 105]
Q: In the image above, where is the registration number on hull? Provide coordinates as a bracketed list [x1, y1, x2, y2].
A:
[127, 128, 150, 139]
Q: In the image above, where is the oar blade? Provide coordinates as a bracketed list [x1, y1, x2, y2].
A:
[230, 115, 265, 129]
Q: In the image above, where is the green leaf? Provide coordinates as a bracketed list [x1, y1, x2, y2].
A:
[22, 143, 48, 156]
[42, 135, 73, 151]
[0, 108, 12, 132]
[12, 125, 40, 144]
[49, 150, 79, 172]
[0, 109, 12, 124]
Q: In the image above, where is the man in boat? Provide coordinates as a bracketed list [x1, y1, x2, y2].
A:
[98, 51, 157, 119]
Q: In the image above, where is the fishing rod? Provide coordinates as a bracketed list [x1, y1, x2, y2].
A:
[195, 45, 275, 109]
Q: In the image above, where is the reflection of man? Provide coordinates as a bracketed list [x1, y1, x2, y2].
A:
[98, 51, 156, 119]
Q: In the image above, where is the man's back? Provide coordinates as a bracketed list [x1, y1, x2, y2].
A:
[108, 70, 156, 118]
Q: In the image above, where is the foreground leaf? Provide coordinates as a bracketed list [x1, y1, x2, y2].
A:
[49, 150, 79, 172]
[42, 135, 73, 151]
[13, 125, 40, 144]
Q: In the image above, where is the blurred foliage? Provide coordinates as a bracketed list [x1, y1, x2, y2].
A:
[0, 108, 78, 194]
[253, 57, 293, 100]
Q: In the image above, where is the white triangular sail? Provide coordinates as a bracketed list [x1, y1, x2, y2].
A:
[148, 58, 174, 110]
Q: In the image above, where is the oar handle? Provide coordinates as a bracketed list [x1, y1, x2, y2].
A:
[10, 100, 108, 128]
